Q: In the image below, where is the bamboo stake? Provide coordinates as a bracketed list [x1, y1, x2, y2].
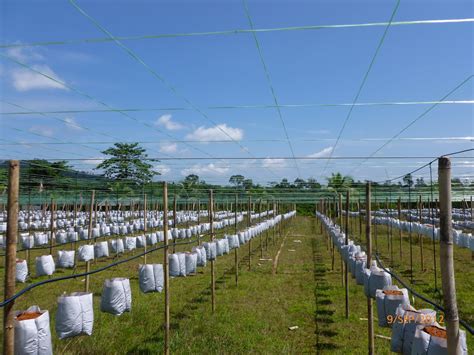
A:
[163, 183, 170, 355]
[209, 190, 216, 313]
[344, 190, 350, 319]
[366, 182, 374, 355]
[3, 160, 19, 355]
[234, 194, 238, 286]
[85, 190, 94, 292]
[438, 157, 461, 354]
[248, 195, 251, 271]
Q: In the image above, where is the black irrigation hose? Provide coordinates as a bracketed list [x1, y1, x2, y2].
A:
[0, 217, 276, 308]
[374, 253, 474, 335]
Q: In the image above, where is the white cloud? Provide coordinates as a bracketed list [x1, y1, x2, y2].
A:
[186, 124, 244, 142]
[83, 158, 104, 165]
[64, 117, 83, 131]
[307, 146, 334, 158]
[7, 46, 44, 62]
[155, 114, 184, 131]
[155, 164, 171, 176]
[262, 158, 287, 169]
[11, 64, 68, 92]
[159, 142, 178, 154]
[29, 125, 54, 137]
[181, 163, 230, 176]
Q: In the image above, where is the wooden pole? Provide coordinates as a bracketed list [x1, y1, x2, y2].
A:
[144, 194, 147, 264]
[85, 190, 94, 292]
[365, 182, 374, 355]
[163, 183, 170, 355]
[3, 160, 19, 355]
[209, 190, 216, 313]
[419, 195, 424, 271]
[234, 194, 238, 286]
[344, 190, 350, 319]
[338, 193, 343, 286]
[248, 195, 251, 271]
[49, 198, 55, 255]
[173, 195, 177, 254]
[398, 197, 402, 261]
[438, 157, 461, 354]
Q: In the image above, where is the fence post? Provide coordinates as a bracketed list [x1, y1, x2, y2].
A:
[162, 182, 170, 355]
[49, 198, 55, 255]
[365, 182, 375, 355]
[173, 195, 177, 254]
[438, 156, 461, 354]
[344, 190, 350, 319]
[338, 193, 343, 286]
[248, 195, 251, 271]
[209, 190, 216, 313]
[234, 194, 238, 286]
[144, 194, 147, 264]
[85, 190, 95, 292]
[3, 160, 19, 355]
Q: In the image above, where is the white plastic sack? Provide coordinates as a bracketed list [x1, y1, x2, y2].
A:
[390, 304, 437, 354]
[100, 278, 132, 316]
[367, 266, 392, 298]
[14, 306, 52, 355]
[36, 255, 55, 276]
[94, 241, 109, 258]
[78, 245, 94, 262]
[110, 239, 124, 254]
[56, 292, 94, 339]
[57, 250, 75, 268]
[16, 259, 28, 283]
[136, 235, 146, 248]
[21, 235, 35, 249]
[204, 242, 217, 261]
[125, 237, 136, 251]
[139, 264, 164, 293]
[375, 285, 410, 327]
[185, 252, 198, 275]
[411, 323, 468, 355]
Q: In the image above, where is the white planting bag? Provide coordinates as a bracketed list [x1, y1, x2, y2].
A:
[94, 241, 109, 258]
[100, 278, 132, 316]
[16, 259, 28, 283]
[67, 231, 78, 242]
[185, 252, 198, 275]
[216, 239, 225, 256]
[14, 306, 53, 355]
[375, 285, 409, 327]
[21, 235, 35, 249]
[204, 242, 217, 261]
[125, 236, 136, 251]
[411, 323, 468, 355]
[193, 246, 207, 267]
[56, 232, 68, 244]
[390, 304, 437, 354]
[146, 233, 157, 246]
[169, 254, 180, 277]
[139, 264, 164, 293]
[367, 266, 392, 298]
[56, 292, 94, 339]
[110, 239, 124, 254]
[36, 255, 55, 276]
[78, 245, 94, 262]
[136, 235, 146, 248]
[57, 250, 75, 268]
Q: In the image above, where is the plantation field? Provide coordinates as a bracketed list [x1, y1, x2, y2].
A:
[1, 215, 472, 353]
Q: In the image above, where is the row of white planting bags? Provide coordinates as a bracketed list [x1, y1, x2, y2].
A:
[0, 209, 250, 233]
[342, 211, 474, 251]
[12, 214, 249, 280]
[345, 209, 474, 231]
[0, 212, 248, 251]
[13, 211, 293, 355]
[316, 212, 468, 354]
[371, 216, 474, 251]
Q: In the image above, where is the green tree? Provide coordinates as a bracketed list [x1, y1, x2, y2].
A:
[403, 173, 414, 188]
[183, 174, 200, 189]
[326, 172, 354, 193]
[229, 174, 245, 188]
[242, 178, 253, 190]
[96, 143, 157, 184]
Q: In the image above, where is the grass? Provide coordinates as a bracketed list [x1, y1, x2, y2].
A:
[1, 215, 472, 354]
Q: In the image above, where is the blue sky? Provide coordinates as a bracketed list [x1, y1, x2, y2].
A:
[0, 0, 473, 184]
